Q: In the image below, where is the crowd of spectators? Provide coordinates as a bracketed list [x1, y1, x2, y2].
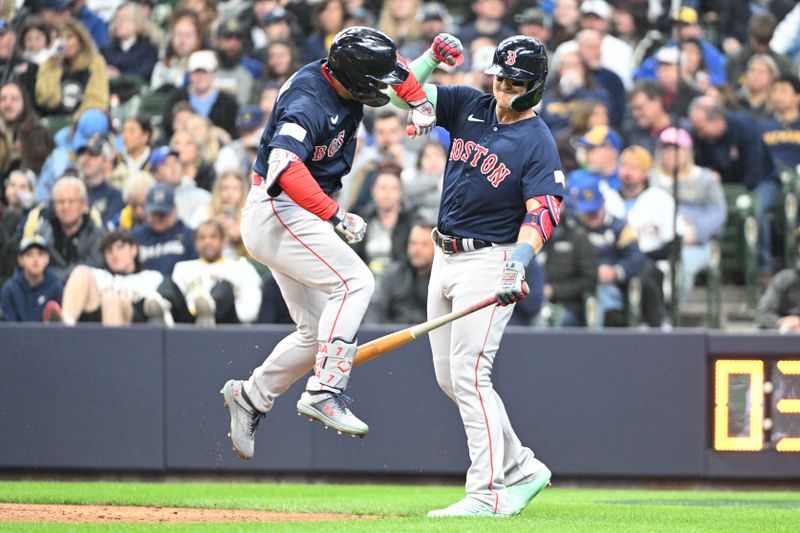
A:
[0, 0, 799, 331]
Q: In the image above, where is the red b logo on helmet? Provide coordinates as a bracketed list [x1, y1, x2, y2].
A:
[506, 50, 517, 65]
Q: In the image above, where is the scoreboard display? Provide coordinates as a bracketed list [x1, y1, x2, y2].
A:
[713, 358, 800, 453]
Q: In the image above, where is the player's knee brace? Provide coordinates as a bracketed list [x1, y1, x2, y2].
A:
[315, 339, 357, 392]
[522, 195, 561, 243]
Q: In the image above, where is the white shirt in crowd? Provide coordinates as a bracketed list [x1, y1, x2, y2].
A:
[90, 268, 163, 302]
[171, 257, 262, 323]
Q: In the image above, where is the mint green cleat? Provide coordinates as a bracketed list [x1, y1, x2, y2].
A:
[427, 497, 511, 518]
[507, 463, 552, 515]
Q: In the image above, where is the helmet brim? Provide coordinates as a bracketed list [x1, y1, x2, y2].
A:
[370, 61, 409, 85]
[484, 63, 537, 80]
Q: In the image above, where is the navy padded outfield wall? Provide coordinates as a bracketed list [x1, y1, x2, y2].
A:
[1, 324, 798, 479]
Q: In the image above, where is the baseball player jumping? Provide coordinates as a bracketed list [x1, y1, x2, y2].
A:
[393, 36, 565, 516]
[221, 27, 455, 459]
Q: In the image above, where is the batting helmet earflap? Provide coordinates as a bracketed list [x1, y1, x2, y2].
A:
[326, 26, 409, 107]
[484, 36, 549, 111]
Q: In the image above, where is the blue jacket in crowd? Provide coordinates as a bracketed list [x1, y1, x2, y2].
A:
[1, 269, 63, 322]
[78, 4, 109, 49]
[132, 220, 196, 276]
[635, 39, 727, 86]
[101, 37, 159, 81]
[88, 181, 124, 228]
[692, 112, 778, 190]
[761, 116, 800, 171]
[585, 214, 647, 282]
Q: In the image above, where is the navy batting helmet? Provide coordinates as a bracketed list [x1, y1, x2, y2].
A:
[327, 27, 408, 107]
[484, 36, 548, 111]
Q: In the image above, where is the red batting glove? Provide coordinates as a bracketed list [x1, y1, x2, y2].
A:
[431, 33, 464, 67]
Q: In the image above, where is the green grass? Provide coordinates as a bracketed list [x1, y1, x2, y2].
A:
[1, 481, 800, 532]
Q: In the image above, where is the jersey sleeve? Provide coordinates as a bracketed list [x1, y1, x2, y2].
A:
[434, 84, 484, 132]
[267, 89, 324, 163]
[521, 129, 567, 200]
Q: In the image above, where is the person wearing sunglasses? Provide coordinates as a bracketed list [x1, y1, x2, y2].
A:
[390, 35, 564, 517]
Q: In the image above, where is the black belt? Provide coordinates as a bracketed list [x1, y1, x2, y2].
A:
[433, 228, 494, 254]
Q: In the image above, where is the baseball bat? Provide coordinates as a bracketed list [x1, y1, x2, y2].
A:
[353, 294, 498, 367]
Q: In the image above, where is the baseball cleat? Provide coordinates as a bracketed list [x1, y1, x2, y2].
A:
[427, 497, 510, 518]
[220, 379, 264, 460]
[296, 391, 368, 437]
[507, 460, 552, 515]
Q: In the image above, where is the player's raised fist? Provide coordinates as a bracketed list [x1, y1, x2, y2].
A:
[431, 33, 464, 67]
[330, 207, 367, 244]
[407, 97, 436, 138]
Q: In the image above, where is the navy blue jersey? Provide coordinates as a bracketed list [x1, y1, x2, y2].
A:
[253, 60, 363, 194]
[435, 85, 566, 244]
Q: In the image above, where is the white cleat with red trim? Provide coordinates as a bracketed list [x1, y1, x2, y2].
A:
[296, 391, 368, 437]
[427, 497, 511, 518]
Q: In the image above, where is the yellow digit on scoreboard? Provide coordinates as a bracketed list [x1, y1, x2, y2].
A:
[776, 360, 800, 453]
[713, 360, 764, 452]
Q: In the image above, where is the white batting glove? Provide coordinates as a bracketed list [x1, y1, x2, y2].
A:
[430, 33, 464, 67]
[407, 98, 436, 138]
[330, 207, 366, 244]
[495, 261, 528, 306]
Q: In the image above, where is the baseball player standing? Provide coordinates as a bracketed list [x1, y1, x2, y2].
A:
[396, 36, 565, 517]
[221, 27, 450, 459]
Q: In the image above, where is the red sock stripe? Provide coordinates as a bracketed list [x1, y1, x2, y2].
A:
[475, 304, 499, 513]
[270, 199, 349, 342]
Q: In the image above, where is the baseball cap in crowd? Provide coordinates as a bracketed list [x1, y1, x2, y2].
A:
[76, 133, 113, 158]
[216, 18, 244, 39]
[620, 145, 653, 171]
[71, 109, 110, 153]
[40, 0, 72, 11]
[514, 8, 551, 27]
[18, 234, 48, 254]
[145, 183, 175, 215]
[569, 178, 605, 214]
[578, 125, 623, 151]
[420, 2, 447, 22]
[263, 8, 291, 26]
[236, 105, 265, 133]
[658, 127, 693, 149]
[580, 0, 612, 20]
[188, 50, 218, 73]
[655, 46, 680, 65]
[671, 6, 699, 25]
[148, 145, 178, 171]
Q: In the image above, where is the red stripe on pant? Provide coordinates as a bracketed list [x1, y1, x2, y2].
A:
[475, 304, 499, 513]
[269, 198, 349, 343]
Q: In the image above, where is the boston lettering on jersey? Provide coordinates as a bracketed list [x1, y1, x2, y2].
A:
[448, 138, 511, 187]
[434, 85, 566, 244]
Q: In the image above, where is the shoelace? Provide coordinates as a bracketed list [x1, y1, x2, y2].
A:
[331, 393, 354, 414]
[249, 412, 265, 435]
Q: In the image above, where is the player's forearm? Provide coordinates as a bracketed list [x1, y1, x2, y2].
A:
[387, 53, 439, 110]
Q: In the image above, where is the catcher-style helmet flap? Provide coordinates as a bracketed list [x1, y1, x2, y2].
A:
[484, 36, 549, 111]
[327, 26, 408, 107]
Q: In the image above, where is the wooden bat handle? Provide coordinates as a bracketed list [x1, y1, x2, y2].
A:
[354, 295, 498, 367]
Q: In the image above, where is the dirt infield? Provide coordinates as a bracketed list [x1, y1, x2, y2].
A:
[0, 503, 380, 523]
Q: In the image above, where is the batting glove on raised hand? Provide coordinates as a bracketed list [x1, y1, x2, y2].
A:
[407, 98, 436, 138]
[330, 207, 366, 244]
[496, 260, 528, 306]
[431, 33, 464, 67]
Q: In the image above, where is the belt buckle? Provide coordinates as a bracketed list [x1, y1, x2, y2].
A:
[440, 235, 456, 254]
